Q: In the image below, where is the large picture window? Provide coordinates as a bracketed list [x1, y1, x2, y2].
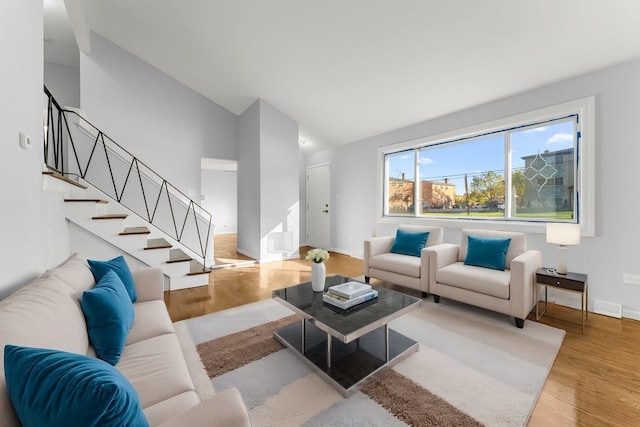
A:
[380, 97, 595, 234]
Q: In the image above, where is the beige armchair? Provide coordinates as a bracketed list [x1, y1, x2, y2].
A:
[426, 229, 541, 328]
[364, 225, 444, 297]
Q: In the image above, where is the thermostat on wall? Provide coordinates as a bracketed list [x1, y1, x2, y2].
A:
[19, 133, 32, 149]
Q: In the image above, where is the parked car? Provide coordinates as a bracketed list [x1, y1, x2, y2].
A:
[486, 201, 505, 210]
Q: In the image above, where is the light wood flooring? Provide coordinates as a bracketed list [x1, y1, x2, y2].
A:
[164, 234, 640, 426]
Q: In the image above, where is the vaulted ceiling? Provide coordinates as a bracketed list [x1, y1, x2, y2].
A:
[44, 0, 640, 150]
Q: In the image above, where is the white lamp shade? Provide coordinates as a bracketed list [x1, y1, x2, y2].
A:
[546, 223, 581, 246]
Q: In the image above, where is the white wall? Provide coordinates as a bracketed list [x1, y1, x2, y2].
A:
[44, 62, 80, 108]
[298, 150, 308, 245]
[259, 100, 300, 262]
[237, 101, 261, 259]
[307, 57, 640, 318]
[80, 33, 239, 199]
[0, 0, 69, 298]
[201, 168, 237, 234]
[238, 99, 300, 262]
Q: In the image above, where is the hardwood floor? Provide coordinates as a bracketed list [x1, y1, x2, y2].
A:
[164, 234, 640, 426]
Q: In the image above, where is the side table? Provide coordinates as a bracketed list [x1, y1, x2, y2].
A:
[535, 268, 588, 333]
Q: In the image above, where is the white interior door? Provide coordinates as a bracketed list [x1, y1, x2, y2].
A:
[306, 163, 330, 249]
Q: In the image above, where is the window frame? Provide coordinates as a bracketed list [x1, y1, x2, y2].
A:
[377, 97, 595, 237]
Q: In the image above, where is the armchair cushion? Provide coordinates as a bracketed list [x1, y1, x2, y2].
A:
[389, 229, 429, 257]
[464, 235, 511, 271]
[369, 253, 422, 278]
[436, 262, 511, 299]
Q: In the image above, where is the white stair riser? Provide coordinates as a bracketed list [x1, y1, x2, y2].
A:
[169, 274, 210, 290]
[64, 202, 100, 219]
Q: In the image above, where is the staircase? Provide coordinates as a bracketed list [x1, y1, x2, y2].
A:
[49, 171, 211, 290]
[43, 86, 214, 290]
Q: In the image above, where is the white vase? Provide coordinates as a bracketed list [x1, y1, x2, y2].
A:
[311, 262, 326, 292]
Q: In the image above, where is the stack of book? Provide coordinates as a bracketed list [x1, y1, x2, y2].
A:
[323, 281, 378, 311]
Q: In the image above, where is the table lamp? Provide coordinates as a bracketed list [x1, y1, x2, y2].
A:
[546, 223, 580, 275]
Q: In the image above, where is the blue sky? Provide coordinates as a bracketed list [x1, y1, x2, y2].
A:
[388, 119, 575, 195]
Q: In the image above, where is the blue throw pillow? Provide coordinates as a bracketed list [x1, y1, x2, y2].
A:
[389, 229, 430, 257]
[82, 270, 134, 365]
[4, 345, 148, 427]
[464, 235, 512, 271]
[88, 255, 137, 302]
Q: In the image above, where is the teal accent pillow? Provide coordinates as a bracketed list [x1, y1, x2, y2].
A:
[4, 345, 148, 427]
[82, 270, 134, 365]
[389, 229, 430, 257]
[464, 235, 512, 271]
[88, 255, 137, 302]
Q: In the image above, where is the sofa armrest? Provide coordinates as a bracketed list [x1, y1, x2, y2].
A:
[419, 247, 432, 294]
[364, 236, 394, 276]
[131, 267, 164, 302]
[366, 236, 394, 257]
[509, 250, 542, 319]
[426, 243, 460, 270]
[425, 244, 460, 290]
[158, 389, 251, 427]
[0, 374, 20, 427]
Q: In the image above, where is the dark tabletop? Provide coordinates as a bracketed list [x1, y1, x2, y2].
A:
[272, 275, 420, 338]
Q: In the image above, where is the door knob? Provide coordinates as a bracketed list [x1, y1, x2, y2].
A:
[322, 210, 329, 213]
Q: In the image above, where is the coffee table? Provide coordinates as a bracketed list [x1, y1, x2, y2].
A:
[272, 275, 421, 397]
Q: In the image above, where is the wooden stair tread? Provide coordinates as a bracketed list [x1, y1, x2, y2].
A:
[92, 214, 128, 220]
[145, 238, 172, 250]
[167, 249, 192, 263]
[42, 171, 87, 189]
[64, 198, 109, 204]
[119, 226, 150, 235]
[187, 260, 211, 276]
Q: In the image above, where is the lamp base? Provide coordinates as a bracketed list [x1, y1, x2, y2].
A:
[556, 246, 568, 275]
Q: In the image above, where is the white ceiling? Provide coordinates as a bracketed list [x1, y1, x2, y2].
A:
[44, 0, 640, 151]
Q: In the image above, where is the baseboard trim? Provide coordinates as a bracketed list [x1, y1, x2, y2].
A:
[623, 308, 640, 321]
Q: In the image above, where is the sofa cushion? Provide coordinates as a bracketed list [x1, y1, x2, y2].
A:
[4, 345, 148, 427]
[143, 391, 199, 427]
[127, 300, 175, 346]
[369, 252, 422, 278]
[49, 253, 96, 295]
[436, 262, 511, 299]
[89, 255, 138, 302]
[458, 229, 526, 269]
[464, 235, 511, 271]
[82, 270, 135, 365]
[390, 229, 429, 257]
[0, 275, 89, 370]
[117, 334, 195, 409]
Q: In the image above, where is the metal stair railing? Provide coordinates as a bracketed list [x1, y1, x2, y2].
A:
[44, 86, 212, 268]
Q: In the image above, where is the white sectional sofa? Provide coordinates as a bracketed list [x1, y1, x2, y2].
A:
[0, 254, 251, 427]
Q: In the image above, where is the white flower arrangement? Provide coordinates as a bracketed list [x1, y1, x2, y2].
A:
[305, 248, 329, 263]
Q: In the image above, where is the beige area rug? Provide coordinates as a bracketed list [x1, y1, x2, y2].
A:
[174, 298, 565, 427]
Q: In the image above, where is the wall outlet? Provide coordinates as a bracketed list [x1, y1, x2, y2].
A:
[623, 273, 640, 286]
